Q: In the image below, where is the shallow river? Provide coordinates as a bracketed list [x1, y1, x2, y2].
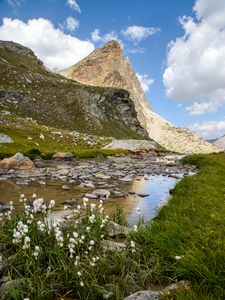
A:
[0, 154, 194, 224]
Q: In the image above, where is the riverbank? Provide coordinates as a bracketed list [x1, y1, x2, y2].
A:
[132, 153, 225, 299]
[0, 153, 224, 299]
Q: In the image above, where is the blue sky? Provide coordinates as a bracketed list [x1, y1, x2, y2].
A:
[1, 0, 225, 139]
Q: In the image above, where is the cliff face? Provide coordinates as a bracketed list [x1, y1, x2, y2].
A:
[0, 40, 148, 140]
[60, 40, 221, 154]
[59, 41, 152, 134]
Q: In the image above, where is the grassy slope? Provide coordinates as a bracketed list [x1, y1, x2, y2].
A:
[132, 153, 225, 299]
[0, 42, 144, 140]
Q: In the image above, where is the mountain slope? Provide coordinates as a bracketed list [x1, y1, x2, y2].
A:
[0, 40, 148, 141]
[60, 40, 221, 154]
[213, 135, 225, 150]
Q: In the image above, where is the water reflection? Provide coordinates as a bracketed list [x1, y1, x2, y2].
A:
[127, 175, 178, 224]
[0, 173, 180, 225]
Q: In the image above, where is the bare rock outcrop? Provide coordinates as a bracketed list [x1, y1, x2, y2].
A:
[60, 40, 221, 154]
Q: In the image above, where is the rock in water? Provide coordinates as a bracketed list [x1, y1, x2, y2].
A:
[0, 133, 13, 143]
[0, 153, 35, 169]
[60, 40, 221, 154]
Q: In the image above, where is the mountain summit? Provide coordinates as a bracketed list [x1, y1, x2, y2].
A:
[60, 40, 221, 154]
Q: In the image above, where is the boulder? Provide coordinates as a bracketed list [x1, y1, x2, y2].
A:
[0, 153, 35, 169]
[107, 221, 130, 237]
[0, 134, 13, 143]
[52, 152, 74, 159]
[123, 291, 160, 300]
[104, 140, 158, 152]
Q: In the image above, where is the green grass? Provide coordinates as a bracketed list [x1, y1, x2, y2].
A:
[131, 153, 225, 299]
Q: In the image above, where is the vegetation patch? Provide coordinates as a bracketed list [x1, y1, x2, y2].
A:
[0, 154, 224, 299]
[131, 153, 225, 299]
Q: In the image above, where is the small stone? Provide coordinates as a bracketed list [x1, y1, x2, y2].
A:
[84, 193, 98, 199]
[101, 240, 126, 252]
[61, 198, 77, 205]
[123, 290, 160, 300]
[137, 193, 149, 198]
[62, 185, 70, 190]
[163, 280, 191, 293]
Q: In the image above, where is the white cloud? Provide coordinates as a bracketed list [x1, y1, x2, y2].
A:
[65, 16, 79, 31]
[0, 18, 94, 71]
[189, 120, 225, 139]
[7, 0, 24, 7]
[67, 0, 81, 13]
[136, 73, 154, 92]
[91, 29, 102, 42]
[186, 90, 225, 115]
[163, 0, 225, 114]
[121, 25, 160, 45]
[90, 28, 123, 47]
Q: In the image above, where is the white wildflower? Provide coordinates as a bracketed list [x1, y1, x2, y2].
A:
[49, 200, 55, 209]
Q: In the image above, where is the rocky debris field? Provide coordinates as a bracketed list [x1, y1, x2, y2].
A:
[0, 152, 196, 210]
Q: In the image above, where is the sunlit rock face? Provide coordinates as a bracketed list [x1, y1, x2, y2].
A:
[60, 40, 221, 154]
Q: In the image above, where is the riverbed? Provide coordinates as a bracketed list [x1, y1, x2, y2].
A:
[0, 153, 196, 224]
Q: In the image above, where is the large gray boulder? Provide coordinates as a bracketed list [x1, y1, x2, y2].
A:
[103, 140, 158, 152]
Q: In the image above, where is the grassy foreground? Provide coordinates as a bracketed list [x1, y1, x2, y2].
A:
[0, 154, 224, 299]
[133, 153, 225, 299]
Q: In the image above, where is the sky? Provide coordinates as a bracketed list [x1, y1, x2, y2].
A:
[1, 0, 225, 139]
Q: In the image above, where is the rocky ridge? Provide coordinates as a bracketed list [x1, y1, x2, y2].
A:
[60, 40, 221, 154]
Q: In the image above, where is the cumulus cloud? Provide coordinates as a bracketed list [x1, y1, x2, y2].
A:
[0, 18, 94, 70]
[121, 25, 160, 45]
[163, 0, 225, 115]
[67, 0, 81, 13]
[189, 120, 225, 139]
[186, 90, 225, 115]
[90, 28, 123, 47]
[136, 73, 154, 92]
[65, 16, 79, 31]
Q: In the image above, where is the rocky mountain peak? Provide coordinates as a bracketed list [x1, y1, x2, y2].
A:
[59, 40, 221, 154]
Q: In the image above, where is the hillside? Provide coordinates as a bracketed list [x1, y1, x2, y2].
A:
[60, 40, 221, 154]
[0, 40, 148, 147]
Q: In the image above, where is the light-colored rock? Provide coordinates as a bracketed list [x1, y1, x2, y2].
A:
[93, 189, 110, 199]
[163, 280, 190, 292]
[213, 135, 225, 150]
[104, 140, 158, 152]
[0, 133, 13, 143]
[101, 239, 126, 252]
[107, 221, 130, 237]
[123, 291, 160, 300]
[0, 153, 35, 169]
[60, 40, 221, 154]
[52, 152, 74, 159]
